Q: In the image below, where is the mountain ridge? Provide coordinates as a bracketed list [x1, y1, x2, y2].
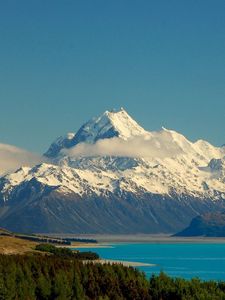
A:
[0, 108, 224, 233]
[45, 108, 149, 158]
[175, 212, 225, 237]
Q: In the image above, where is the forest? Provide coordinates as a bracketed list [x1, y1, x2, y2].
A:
[1, 253, 225, 299]
[35, 243, 99, 260]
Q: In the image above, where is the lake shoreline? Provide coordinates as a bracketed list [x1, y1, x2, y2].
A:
[84, 259, 156, 267]
[51, 234, 225, 246]
[74, 241, 225, 281]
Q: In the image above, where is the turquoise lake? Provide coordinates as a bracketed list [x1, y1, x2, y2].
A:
[76, 243, 225, 281]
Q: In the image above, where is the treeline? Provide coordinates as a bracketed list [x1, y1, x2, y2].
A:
[2, 233, 97, 245]
[149, 272, 225, 300]
[0, 227, 12, 237]
[43, 237, 98, 244]
[35, 243, 99, 260]
[1, 254, 225, 299]
[0, 227, 97, 244]
[63, 238, 97, 244]
[0, 254, 149, 300]
[15, 235, 71, 245]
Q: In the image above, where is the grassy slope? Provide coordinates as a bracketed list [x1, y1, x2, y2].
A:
[0, 236, 38, 254]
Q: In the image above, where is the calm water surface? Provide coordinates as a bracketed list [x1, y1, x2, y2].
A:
[76, 243, 225, 281]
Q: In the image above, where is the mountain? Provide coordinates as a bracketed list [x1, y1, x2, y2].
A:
[174, 212, 225, 237]
[44, 108, 148, 158]
[44, 132, 75, 158]
[0, 108, 224, 233]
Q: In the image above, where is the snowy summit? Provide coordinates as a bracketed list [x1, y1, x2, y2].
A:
[0, 108, 224, 233]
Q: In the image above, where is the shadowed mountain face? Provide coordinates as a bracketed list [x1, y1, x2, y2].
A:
[175, 212, 225, 237]
[0, 109, 225, 233]
[1, 183, 225, 234]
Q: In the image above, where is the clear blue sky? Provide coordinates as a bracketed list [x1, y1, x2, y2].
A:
[0, 0, 224, 153]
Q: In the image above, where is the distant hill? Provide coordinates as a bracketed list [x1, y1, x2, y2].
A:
[174, 212, 225, 237]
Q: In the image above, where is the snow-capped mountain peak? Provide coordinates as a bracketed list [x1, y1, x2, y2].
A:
[72, 108, 148, 144]
[102, 108, 148, 138]
[39, 108, 225, 200]
[45, 108, 225, 166]
[45, 108, 148, 158]
[0, 108, 225, 234]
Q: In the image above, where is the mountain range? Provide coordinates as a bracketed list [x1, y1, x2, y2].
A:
[0, 108, 224, 233]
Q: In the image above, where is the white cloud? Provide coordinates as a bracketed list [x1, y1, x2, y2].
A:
[62, 135, 183, 159]
[0, 143, 45, 176]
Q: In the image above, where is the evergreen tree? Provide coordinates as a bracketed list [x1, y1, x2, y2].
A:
[0, 263, 6, 300]
[36, 272, 52, 300]
[72, 269, 85, 300]
[52, 270, 72, 300]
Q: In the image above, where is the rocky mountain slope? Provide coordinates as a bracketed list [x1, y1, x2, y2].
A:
[175, 212, 225, 237]
[0, 108, 224, 233]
